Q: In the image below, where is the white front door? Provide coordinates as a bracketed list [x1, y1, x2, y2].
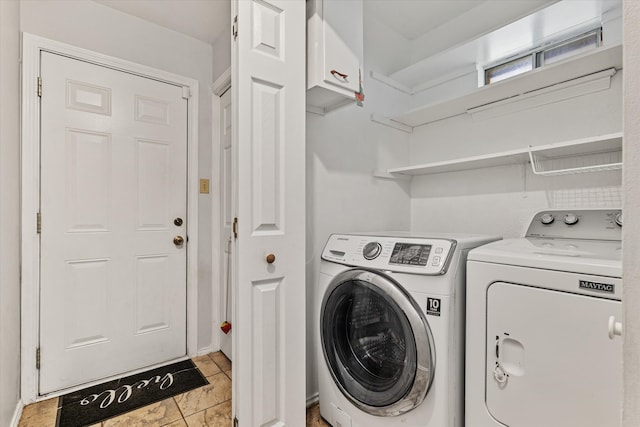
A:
[39, 51, 188, 394]
[232, 0, 306, 425]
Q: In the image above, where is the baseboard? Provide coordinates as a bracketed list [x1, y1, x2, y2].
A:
[196, 345, 214, 356]
[306, 392, 319, 407]
[10, 400, 23, 427]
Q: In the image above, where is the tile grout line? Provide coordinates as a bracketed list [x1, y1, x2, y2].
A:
[171, 394, 188, 426]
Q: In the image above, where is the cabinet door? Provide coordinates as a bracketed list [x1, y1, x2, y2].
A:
[322, 0, 362, 93]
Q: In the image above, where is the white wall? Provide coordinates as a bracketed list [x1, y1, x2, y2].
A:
[409, 72, 623, 238]
[20, 0, 215, 352]
[305, 105, 411, 399]
[622, 1, 640, 424]
[363, 11, 412, 76]
[305, 9, 415, 398]
[0, 1, 23, 424]
[212, 21, 231, 84]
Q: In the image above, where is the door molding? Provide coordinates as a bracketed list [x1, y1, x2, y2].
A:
[212, 67, 231, 96]
[20, 33, 200, 403]
[210, 67, 231, 354]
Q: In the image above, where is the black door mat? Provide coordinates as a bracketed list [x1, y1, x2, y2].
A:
[55, 359, 208, 427]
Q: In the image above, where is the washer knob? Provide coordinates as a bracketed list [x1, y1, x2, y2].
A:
[615, 212, 623, 227]
[363, 242, 382, 260]
[540, 213, 555, 225]
[564, 213, 579, 225]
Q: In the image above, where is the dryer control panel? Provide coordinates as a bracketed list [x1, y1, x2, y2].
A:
[526, 209, 622, 241]
[321, 234, 456, 275]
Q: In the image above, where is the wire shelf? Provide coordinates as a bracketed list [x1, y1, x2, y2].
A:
[546, 185, 622, 209]
[528, 133, 622, 176]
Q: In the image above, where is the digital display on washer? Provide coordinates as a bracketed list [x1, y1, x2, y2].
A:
[389, 243, 432, 266]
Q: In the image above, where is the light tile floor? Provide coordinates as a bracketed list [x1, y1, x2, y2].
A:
[306, 404, 330, 427]
[18, 352, 329, 427]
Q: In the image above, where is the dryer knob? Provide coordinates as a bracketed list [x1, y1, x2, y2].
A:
[564, 213, 579, 225]
[363, 242, 382, 260]
[540, 213, 555, 225]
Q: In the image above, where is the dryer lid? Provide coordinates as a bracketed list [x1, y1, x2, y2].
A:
[468, 237, 621, 277]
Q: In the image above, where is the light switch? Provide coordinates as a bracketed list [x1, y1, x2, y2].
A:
[200, 179, 210, 194]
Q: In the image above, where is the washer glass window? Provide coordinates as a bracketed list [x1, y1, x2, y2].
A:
[321, 269, 435, 415]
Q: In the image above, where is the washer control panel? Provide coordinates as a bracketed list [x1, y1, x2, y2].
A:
[527, 209, 622, 240]
[322, 234, 456, 275]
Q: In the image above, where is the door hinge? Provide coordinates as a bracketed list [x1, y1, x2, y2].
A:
[37, 212, 41, 234]
[37, 77, 42, 97]
[233, 217, 238, 239]
[36, 348, 41, 370]
[233, 417, 239, 427]
[182, 86, 191, 99]
[232, 16, 238, 41]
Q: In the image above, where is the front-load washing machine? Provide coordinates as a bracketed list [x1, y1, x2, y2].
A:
[317, 232, 500, 427]
[466, 209, 622, 427]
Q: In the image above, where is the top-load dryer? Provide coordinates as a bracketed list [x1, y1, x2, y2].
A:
[465, 209, 622, 427]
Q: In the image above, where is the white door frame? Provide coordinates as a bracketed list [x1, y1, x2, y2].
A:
[210, 68, 232, 354]
[20, 33, 200, 403]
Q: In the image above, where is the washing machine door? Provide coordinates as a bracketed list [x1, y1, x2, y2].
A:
[321, 268, 435, 416]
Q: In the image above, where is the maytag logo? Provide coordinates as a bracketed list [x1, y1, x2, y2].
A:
[579, 280, 615, 294]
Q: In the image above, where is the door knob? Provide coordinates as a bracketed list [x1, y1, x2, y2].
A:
[173, 236, 185, 246]
[266, 253, 276, 264]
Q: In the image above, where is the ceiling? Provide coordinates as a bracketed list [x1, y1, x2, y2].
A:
[365, 0, 489, 41]
[94, 0, 230, 45]
[92, 0, 614, 70]
[366, 0, 561, 60]
[95, 0, 540, 47]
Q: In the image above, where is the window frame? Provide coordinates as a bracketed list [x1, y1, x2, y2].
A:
[483, 27, 602, 86]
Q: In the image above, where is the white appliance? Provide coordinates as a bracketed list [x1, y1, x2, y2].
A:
[466, 209, 623, 427]
[317, 232, 500, 427]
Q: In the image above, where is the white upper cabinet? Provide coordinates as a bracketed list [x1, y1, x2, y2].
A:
[307, 0, 363, 113]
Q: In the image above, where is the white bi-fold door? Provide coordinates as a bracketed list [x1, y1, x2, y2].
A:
[232, 0, 306, 425]
[39, 51, 188, 394]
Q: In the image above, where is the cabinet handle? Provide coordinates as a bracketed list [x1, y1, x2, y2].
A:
[330, 69, 348, 80]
